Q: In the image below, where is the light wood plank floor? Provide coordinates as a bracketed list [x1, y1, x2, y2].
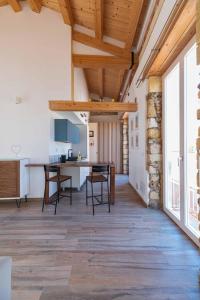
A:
[0, 175, 199, 300]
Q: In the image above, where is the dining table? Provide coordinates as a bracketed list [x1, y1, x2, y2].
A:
[26, 161, 116, 205]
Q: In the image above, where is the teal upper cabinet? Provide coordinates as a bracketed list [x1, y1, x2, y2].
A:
[54, 119, 80, 144]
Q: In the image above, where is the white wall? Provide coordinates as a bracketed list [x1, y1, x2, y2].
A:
[125, 0, 179, 205]
[0, 4, 71, 197]
[128, 80, 148, 204]
[0, 4, 88, 197]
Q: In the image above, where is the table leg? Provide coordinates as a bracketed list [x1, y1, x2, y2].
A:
[110, 166, 115, 204]
[44, 180, 49, 204]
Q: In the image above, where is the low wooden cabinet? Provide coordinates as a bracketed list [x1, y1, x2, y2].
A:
[0, 159, 29, 200]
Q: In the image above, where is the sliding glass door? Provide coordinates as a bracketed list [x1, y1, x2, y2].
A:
[185, 44, 200, 235]
[163, 39, 200, 245]
[164, 64, 181, 219]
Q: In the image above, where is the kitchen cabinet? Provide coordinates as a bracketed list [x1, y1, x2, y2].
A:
[0, 158, 29, 202]
[54, 119, 80, 144]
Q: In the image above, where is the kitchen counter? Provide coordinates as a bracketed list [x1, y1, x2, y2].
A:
[27, 161, 115, 167]
[26, 161, 116, 204]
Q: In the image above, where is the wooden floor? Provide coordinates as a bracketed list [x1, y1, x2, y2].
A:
[0, 175, 199, 300]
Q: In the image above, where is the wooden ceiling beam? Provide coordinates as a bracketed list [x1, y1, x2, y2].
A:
[125, 0, 144, 50]
[148, 0, 196, 76]
[7, 0, 22, 12]
[58, 0, 74, 25]
[73, 31, 130, 59]
[28, 0, 42, 13]
[49, 101, 137, 113]
[95, 0, 104, 40]
[73, 54, 131, 69]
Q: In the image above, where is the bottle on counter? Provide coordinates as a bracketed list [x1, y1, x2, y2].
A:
[77, 151, 82, 161]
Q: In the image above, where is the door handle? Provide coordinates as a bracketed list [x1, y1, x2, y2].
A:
[177, 155, 183, 167]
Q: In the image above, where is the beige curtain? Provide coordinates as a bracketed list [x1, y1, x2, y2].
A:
[98, 121, 122, 173]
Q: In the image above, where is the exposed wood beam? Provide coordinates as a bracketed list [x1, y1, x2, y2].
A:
[132, 0, 150, 51]
[134, 0, 189, 81]
[49, 101, 137, 113]
[28, 0, 42, 13]
[58, 0, 74, 25]
[148, 0, 196, 76]
[197, 0, 200, 65]
[125, 0, 144, 50]
[98, 69, 104, 98]
[73, 54, 131, 69]
[139, 0, 165, 60]
[73, 31, 130, 59]
[95, 0, 103, 40]
[7, 0, 22, 12]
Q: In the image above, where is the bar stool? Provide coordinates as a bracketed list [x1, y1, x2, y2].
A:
[86, 165, 110, 215]
[42, 165, 72, 215]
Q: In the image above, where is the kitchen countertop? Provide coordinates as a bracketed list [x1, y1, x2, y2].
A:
[26, 161, 115, 167]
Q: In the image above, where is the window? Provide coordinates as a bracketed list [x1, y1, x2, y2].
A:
[163, 38, 200, 246]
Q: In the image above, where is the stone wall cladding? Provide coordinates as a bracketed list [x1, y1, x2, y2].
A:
[147, 92, 162, 209]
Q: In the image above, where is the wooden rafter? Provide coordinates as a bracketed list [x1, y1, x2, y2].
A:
[95, 0, 104, 40]
[7, 0, 21, 12]
[28, 0, 42, 13]
[131, 0, 149, 51]
[73, 31, 130, 59]
[49, 101, 137, 113]
[148, 0, 196, 76]
[139, 0, 165, 60]
[98, 69, 104, 98]
[58, 0, 73, 25]
[125, 0, 144, 50]
[73, 54, 131, 69]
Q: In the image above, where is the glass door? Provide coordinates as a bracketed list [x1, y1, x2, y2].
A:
[164, 64, 181, 219]
[184, 44, 200, 235]
[164, 39, 200, 245]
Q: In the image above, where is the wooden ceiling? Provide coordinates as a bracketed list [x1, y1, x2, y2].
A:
[0, 0, 148, 101]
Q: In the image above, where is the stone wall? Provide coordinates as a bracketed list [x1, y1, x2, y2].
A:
[146, 90, 162, 209]
[122, 118, 129, 175]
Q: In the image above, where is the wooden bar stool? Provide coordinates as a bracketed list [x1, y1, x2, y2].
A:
[42, 165, 72, 215]
[86, 165, 110, 215]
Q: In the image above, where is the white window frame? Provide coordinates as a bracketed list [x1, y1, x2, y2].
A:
[162, 36, 200, 247]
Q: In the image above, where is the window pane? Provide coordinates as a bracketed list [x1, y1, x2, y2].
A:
[185, 44, 200, 236]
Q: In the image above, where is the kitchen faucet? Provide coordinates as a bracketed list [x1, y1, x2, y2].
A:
[68, 148, 73, 159]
